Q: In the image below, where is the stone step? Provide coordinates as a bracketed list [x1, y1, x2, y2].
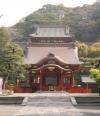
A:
[0, 97, 24, 104]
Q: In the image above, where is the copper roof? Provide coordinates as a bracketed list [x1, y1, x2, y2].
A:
[30, 25, 71, 37]
[24, 46, 81, 64]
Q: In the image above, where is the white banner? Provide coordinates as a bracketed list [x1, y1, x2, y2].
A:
[0, 78, 3, 94]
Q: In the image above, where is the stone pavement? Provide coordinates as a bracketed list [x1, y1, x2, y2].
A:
[0, 105, 22, 116]
[0, 92, 100, 116]
[14, 92, 84, 116]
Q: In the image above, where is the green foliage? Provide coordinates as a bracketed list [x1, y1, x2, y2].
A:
[90, 68, 100, 85]
[18, 73, 26, 81]
[0, 27, 24, 84]
[76, 41, 88, 57]
[6, 80, 16, 85]
[76, 41, 100, 58]
[78, 41, 100, 74]
[10, 2, 100, 42]
[0, 42, 24, 76]
[0, 27, 9, 54]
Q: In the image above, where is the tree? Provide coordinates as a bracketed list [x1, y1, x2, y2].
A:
[90, 68, 100, 86]
[2, 42, 24, 77]
[0, 27, 10, 76]
[88, 42, 100, 58]
[0, 27, 24, 87]
[75, 41, 88, 57]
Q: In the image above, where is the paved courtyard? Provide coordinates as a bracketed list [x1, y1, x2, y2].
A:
[0, 92, 100, 116]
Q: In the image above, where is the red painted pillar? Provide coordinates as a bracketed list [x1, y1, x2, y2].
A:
[29, 69, 33, 87]
[72, 71, 75, 87]
[61, 70, 63, 91]
[39, 70, 42, 91]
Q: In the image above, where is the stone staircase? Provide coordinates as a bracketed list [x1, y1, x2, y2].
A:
[15, 92, 83, 116]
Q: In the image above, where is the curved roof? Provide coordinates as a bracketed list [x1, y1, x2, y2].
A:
[24, 46, 81, 65]
[32, 64, 71, 71]
[30, 25, 71, 37]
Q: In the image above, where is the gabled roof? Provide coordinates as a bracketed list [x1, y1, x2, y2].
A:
[30, 25, 71, 37]
[24, 46, 81, 65]
[35, 53, 68, 65]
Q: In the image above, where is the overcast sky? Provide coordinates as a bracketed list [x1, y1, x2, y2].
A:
[0, 0, 96, 27]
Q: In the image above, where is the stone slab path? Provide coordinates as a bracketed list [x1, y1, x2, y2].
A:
[14, 92, 83, 116]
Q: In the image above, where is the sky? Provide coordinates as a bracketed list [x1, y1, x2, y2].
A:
[0, 0, 96, 27]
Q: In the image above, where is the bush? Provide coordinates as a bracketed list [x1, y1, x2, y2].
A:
[6, 80, 15, 85]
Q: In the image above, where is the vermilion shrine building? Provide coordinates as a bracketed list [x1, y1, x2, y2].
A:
[25, 25, 81, 91]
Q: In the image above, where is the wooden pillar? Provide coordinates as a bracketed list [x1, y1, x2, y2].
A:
[29, 69, 33, 87]
[72, 71, 75, 87]
[61, 70, 63, 90]
[39, 70, 42, 91]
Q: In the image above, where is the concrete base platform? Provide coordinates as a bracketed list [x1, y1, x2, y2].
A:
[0, 92, 100, 116]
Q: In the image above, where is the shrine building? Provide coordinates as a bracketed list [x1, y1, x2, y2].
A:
[25, 25, 81, 91]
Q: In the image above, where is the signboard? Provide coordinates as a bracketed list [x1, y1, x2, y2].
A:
[0, 78, 3, 94]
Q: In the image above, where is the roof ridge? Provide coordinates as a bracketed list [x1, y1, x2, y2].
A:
[37, 24, 66, 28]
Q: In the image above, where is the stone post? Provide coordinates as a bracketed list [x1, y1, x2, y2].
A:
[0, 78, 3, 94]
